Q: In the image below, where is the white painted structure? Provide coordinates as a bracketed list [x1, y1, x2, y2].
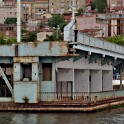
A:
[56, 57, 113, 93]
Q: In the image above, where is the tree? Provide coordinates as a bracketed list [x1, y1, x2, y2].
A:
[107, 35, 124, 46]
[76, 8, 84, 16]
[95, 0, 107, 13]
[28, 32, 37, 42]
[6, 37, 17, 44]
[22, 32, 37, 42]
[4, 18, 17, 24]
[0, 33, 5, 44]
[48, 14, 67, 31]
[91, 2, 96, 10]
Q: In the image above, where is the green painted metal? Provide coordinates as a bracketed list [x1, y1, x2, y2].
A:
[89, 53, 101, 63]
[112, 59, 124, 66]
[101, 56, 114, 65]
[73, 50, 87, 62]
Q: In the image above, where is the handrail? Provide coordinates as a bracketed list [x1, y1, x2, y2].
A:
[77, 32, 124, 55]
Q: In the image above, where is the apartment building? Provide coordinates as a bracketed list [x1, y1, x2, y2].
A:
[49, 0, 85, 14]
[107, 0, 124, 12]
[0, 6, 17, 24]
[76, 14, 108, 37]
[21, 0, 49, 22]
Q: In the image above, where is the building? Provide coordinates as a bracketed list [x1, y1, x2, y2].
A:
[0, 5, 17, 24]
[76, 14, 108, 37]
[21, 0, 49, 22]
[49, 0, 85, 14]
[0, 24, 16, 37]
[106, 13, 124, 36]
[107, 0, 124, 12]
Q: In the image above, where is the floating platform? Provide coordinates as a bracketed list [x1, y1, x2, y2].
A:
[0, 97, 124, 112]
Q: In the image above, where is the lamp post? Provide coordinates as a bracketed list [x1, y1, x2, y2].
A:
[17, 0, 21, 43]
[53, 25, 60, 40]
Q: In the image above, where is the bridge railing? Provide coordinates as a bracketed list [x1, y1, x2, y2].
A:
[77, 33, 124, 55]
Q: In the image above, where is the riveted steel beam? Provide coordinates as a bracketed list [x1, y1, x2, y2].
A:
[112, 59, 124, 66]
[89, 53, 102, 63]
[73, 50, 87, 62]
[101, 56, 114, 65]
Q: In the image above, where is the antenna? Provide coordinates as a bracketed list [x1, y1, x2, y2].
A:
[17, 0, 21, 43]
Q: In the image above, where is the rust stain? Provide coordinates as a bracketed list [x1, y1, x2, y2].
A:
[14, 57, 36, 63]
[32, 42, 38, 48]
[49, 42, 53, 51]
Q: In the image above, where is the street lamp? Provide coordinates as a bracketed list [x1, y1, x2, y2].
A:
[53, 25, 60, 40]
[17, 0, 21, 43]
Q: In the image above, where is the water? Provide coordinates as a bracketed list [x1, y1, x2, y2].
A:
[1, 108, 124, 124]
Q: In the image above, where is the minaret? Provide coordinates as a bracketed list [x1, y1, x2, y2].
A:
[17, 0, 21, 43]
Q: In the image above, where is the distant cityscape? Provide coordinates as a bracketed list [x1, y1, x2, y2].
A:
[0, 0, 124, 41]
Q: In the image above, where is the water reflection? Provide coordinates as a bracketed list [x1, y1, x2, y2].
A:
[0, 108, 124, 124]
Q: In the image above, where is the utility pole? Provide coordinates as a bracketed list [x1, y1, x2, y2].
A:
[72, 0, 75, 20]
[17, 0, 21, 43]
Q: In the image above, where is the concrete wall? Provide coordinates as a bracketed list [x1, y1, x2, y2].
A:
[74, 69, 89, 92]
[57, 68, 73, 81]
[103, 70, 113, 91]
[90, 70, 102, 92]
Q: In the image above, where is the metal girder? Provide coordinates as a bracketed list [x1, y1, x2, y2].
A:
[101, 56, 114, 65]
[0, 67, 13, 94]
[112, 59, 124, 66]
[73, 50, 87, 62]
[89, 53, 101, 63]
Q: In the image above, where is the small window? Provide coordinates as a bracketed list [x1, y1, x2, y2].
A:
[42, 63, 52, 81]
[21, 63, 32, 81]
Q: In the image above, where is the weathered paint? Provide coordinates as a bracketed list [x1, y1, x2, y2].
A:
[14, 82, 38, 103]
[18, 42, 69, 56]
[41, 81, 55, 101]
[0, 57, 13, 63]
[0, 45, 15, 56]
[14, 57, 39, 63]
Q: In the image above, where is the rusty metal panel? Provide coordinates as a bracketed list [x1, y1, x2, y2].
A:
[14, 57, 39, 63]
[0, 45, 15, 56]
[18, 42, 68, 56]
[14, 82, 38, 103]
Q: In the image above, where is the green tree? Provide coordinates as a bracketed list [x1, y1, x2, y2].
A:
[6, 37, 17, 44]
[48, 14, 67, 31]
[4, 18, 17, 24]
[22, 32, 37, 42]
[107, 35, 124, 46]
[0, 33, 5, 44]
[91, 2, 96, 10]
[95, 0, 107, 13]
[76, 8, 84, 16]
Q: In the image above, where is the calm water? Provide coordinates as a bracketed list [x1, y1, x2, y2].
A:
[1, 108, 124, 124]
